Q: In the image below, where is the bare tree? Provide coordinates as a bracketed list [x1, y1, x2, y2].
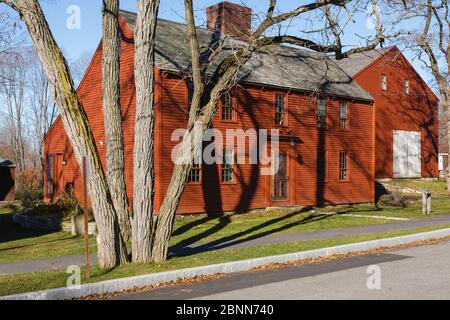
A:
[0, 0, 128, 268]
[0, 49, 27, 173]
[70, 51, 93, 87]
[151, 0, 392, 261]
[132, 0, 160, 262]
[102, 0, 132, 244]
[29, 51, 57, 180]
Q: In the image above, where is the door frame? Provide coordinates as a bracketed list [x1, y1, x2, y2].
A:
[269, 145, 296, 206]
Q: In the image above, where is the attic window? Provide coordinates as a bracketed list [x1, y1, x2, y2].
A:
[381, 74, 387, 91]
[404, 80, 410, 95]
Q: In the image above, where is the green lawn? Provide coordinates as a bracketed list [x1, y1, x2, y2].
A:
[0, 206, 96, 263]
[1, 193, 450, 264]
[385, 179, 448, 197]
[1, 224, 449, 297]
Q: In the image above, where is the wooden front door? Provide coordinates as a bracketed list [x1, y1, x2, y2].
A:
[273, 152, 288, 201]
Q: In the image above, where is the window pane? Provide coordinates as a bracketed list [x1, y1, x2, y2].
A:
[339, 152, 348, 181]
[381, 75, 387, 90]
[317, 99, 326, 128]
[188, 158, 201, 183]
[339, 102, 347, 131]
[221, 92, 234, 121]
[275, 94, 285, 125]
[187, 81, 194, 108]
[222, 148, 234, 182]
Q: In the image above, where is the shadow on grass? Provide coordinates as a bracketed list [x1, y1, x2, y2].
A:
[0, 210, 54, 244]
[169, 206, 330, 257]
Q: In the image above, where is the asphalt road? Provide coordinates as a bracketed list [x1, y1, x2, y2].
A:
[117, 240, 450, 300]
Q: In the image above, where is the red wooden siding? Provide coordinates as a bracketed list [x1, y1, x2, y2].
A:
[44, 17, 375, 214]
[352, 47, 439, 179]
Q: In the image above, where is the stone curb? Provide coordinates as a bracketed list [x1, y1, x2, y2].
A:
[2, 227, 450, 300]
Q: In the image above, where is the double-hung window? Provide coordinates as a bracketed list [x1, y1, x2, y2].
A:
[275, 93, 285, 126]
[222, 148, 234, 182]
[317, 99, 327, 128]
[339, 102, 348, 131]
[221, 91, 236, 121]
[188, 158, 201, 183]
[339, 152, 349, 181]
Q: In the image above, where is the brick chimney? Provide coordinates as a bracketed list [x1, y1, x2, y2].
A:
[206, 1, 252, 41]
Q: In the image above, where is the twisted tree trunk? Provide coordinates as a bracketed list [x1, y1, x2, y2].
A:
[102, 0, 131, 243]
[132, 0, 160, 262]
[3, 0, 128, 267]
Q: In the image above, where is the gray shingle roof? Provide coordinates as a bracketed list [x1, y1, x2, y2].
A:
[333, 47, 394, 77]
[120, 10, 373, 102]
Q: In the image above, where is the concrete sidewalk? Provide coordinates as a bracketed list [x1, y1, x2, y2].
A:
[0, 254, 98, 276]
[2, 214, 450, 275]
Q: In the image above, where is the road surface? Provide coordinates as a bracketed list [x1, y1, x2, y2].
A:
[117, 240, 450, 300]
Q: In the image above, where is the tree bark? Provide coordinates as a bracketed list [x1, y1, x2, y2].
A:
[151, 0, 256, 261]
[132, 0, 160, 263]
[4, 0, 128, 267]
[102, 0, 131, 243]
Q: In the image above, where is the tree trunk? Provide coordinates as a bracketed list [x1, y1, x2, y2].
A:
[132, 0, 160, 263]
[151, 0, 261, 262]
[443, 92, 450, 191]
[7, 0, 128, 267]
[151, 58, 250, 261]
[102, 0, 131, 243]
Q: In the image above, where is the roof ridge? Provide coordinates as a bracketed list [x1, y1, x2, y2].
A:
[118, 9, 210, 30]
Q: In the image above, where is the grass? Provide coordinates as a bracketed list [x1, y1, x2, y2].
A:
[313, 198, 450, 219]
[0, 206, 96, 263]
[385, 179, 448, 196]
[1, 223, 449, 297]
[1, 189, 450, 263]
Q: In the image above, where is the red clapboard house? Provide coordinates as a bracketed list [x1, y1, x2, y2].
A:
[335, 47, 439, 179]
[44, 2, 434, 214]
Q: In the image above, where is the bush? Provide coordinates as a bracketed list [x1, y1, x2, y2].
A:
[15, 169, 43, 207]
[15, 189, 44, 208]
[27, 204, 61, 217]
[57, 188, 79, 217]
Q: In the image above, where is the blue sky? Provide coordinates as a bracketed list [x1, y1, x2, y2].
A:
[3, 0, 435, 87]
